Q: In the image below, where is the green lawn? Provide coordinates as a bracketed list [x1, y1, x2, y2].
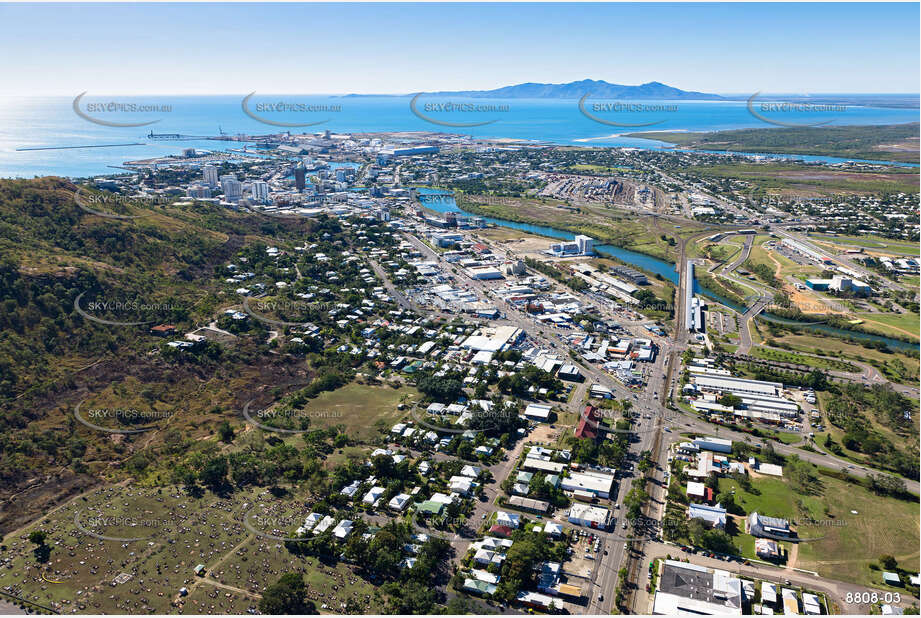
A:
[808, 234, 920, 256]
[855, 311, 921, 339]
[749, 346, 860, 372]
[717, 472, 919, 587]
[766, 332, 920, 386]
[295, 382, 418, 440]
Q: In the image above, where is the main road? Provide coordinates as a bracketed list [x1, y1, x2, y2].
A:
[395, 221, 918, 615]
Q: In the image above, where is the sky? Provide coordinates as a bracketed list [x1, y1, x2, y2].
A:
[0, 2, 918, 96]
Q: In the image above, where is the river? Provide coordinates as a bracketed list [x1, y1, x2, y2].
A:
[416, 188, 917, 352]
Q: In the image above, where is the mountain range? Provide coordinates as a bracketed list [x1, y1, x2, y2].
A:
[345, 79, 724, 100]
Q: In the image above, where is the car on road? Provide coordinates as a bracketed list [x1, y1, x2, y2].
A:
[598, 595, 604, 602]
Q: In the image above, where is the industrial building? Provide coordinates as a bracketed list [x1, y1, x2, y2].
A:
[461, 325, 523, 353]
[805, 275, 872, 296]
[522, 458, 567, 474]
[379, 145, 439, 157]
[560, 471, 615, 499]
[548, 234, 594, 257]
[692, 374, 783, 398]
[467, 266, 504, 280]
[508, 495, 550, 513]
[692, 436, 733, 453]
[611, 265, 648, 284]
[652, 560, 743, 615]
[685, 262, 704, 332]
[567, 503, 610, 528]
[523, 403, 553, 422]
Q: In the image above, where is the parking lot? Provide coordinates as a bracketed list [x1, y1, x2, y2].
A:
[564, 530, 603, 579]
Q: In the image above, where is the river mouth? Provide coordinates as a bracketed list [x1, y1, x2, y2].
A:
[416, 188, 916, 352]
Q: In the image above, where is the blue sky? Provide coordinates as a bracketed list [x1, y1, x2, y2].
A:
[1, 2, 918, 95]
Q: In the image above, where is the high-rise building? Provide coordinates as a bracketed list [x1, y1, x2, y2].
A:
[575, 235, 594, 255]
[251, 181, 269, 204]
[186, 184, 211, 199]
[294, 162, 307, 192]
[220, 174, 242, 203]
[203, 165, 219, 188]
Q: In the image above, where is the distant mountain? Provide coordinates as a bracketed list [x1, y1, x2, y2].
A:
[343, 79, 724, 100]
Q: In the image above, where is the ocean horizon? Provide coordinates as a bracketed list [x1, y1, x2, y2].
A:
[1, 95, 918, 178]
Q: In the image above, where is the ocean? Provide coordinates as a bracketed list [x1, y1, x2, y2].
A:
[0, 95, 918, 178]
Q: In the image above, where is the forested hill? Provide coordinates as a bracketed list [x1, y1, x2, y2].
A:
[628, 123, 921, 164]
[0, 178, 310, 523]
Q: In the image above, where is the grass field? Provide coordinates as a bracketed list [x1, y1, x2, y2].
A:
[747, 238, 814, 282]
[813, 391, 919, 477]
[673, 162, 920, 196]
[765, 332, 920, 386]
[748, 347, 861, 373]
[901, 275, 920, 289]
[808, 233, 920, 256]
[627, 123, 921, 164]
[456, 194, 708, 263]
[0, 485, 247, 614]
[854, 311, 921, 339]
[0, 484, 387, 614]
[717, 473, 919, 585]
[294, 382, 418, 441]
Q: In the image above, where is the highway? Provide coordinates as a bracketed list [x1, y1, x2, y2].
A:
[393, 222, 918, 614]
[398, 229, 678, 613]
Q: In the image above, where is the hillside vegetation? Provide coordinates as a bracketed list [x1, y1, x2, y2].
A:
[629, 123, 920, 163]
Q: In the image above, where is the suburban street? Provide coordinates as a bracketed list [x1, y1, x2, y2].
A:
[387, 224, 918, 614]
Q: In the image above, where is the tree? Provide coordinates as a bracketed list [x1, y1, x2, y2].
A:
[259, 572, 314, 614]
[718, 393, 743, 408]
[880, 555, 898, 570]
[28, 531, 47, 545]
[199, 456, 229, 492]
[700, 529, 737, 555]
[218, 421, 235, 443]
[416, 375, 464, 402]
[716, 491, 743, 515]
[761, 440, 782, 465]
